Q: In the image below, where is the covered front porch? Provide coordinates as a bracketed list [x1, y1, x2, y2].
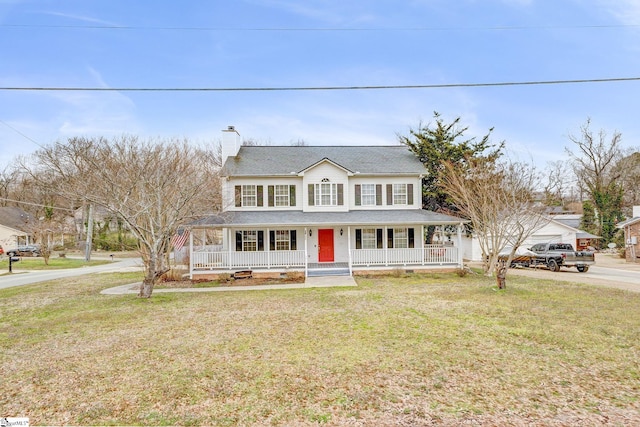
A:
[188, 210, 467, 278]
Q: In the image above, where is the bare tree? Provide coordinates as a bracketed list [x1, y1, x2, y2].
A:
[27, 136, 221, 297]
[0, 164, 20, 207]
[542, 160, 580, 208]
[566, 119, 628, 245]
[442, 157, 548, 288]
[612, 152, 640, 215]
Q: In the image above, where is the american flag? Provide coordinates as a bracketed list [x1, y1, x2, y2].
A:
[170, 228, 190, 250]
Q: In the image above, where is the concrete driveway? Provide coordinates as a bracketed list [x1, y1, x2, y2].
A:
[506, 253, 640, 293]
[0, 257, 143, 290]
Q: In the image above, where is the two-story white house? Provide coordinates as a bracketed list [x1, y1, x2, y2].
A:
[188, 127, 467, 279]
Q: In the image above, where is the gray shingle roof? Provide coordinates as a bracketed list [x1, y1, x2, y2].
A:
[0, 207, 33, 232]
[221, 145, 425, 177]
[190, 209, 466, 227]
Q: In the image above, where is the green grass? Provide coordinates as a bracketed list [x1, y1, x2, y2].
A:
[0, 256, 110, 270]
[1, 272, 639, 425]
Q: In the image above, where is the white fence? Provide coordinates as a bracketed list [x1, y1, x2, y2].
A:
[192, 250, 306, 270]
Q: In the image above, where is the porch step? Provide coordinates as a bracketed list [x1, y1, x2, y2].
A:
[307, 268, 351, 277]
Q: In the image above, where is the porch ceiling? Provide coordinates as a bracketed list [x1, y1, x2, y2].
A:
[190, 209, 467, 228]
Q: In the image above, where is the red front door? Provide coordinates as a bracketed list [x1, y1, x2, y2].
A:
[318, 229, 334, 262]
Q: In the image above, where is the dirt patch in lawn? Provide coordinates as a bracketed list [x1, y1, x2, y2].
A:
[157, 274, 306, 289]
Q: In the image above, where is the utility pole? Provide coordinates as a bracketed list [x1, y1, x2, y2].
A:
[85, 203, 94, 262]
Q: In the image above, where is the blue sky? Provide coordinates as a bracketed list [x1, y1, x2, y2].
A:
[1, 0, 639, 169]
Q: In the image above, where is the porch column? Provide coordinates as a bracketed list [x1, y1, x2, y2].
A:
[266, 227, 270, 269]
[304, 227, 308, 277]
[347, 226, 353, 276]
[189, 228, 194, 280]
[457, 222, 463, 268]
[228, 228, 233, 270]
[421, 224, 425, 266]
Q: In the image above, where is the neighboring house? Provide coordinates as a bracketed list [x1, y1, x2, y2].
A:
[465, 215, 599, 261]
[0, 206, 35, 249]
[617, 206, 640, 263]
[549, 214, 600, 251]
[188, 127, 467, 279]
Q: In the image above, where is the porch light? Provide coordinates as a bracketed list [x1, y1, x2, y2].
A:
[309, 229, 312, 237]
[340, 228, 343, 236]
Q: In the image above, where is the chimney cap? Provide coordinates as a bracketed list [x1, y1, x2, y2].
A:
[226, 125, 235, 131]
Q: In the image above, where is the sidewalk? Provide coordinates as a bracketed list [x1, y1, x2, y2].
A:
[101, 275, 358, 295]
[593, 252, 640, 270]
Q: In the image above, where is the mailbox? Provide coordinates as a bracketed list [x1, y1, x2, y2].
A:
[8, 256, 20, 273]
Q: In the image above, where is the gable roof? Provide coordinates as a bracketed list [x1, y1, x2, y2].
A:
[617, 216, 640, 228]
[551, 214, 582, 230]
[547, 216, 600, 239]
[0, 206, 34, 233]
[221, 145, 426, 177]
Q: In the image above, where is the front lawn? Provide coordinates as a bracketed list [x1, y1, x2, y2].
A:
[1, 272, 638, 425]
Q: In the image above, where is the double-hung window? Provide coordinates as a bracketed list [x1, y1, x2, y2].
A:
[361, 228, 377, 249]
[275, 185, 290, 207]
[242, 185, 257, 207]
[317, 182, 336, 206]
[241, 230, 257, 251]
[393, 228, 408, 248]
[275, 230, 290, 250]
[361, 184, 376, 206]
[393, 184, 408, 205]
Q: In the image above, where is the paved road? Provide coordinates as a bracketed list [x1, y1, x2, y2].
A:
[507, 254, 640, 292]
[0, 257, 143, 290]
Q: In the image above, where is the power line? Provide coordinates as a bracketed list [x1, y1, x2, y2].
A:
[1, 77, 639, 92]
[2, 23, 638, 32]
[0, 119, 44, 148]
[0, 197, 74, 212]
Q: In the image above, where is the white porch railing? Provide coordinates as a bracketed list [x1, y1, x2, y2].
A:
[351, 245, 458, 266]
[191, 245, 458, 271]
[192, 250, 306, 270]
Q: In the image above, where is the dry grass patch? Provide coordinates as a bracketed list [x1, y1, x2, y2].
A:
[1, 272, 639, 425]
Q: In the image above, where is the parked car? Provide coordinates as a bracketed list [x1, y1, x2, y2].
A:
[0, 244, 4, 255]
[497, 246, 537, 268]
[6, 244, 41, 257]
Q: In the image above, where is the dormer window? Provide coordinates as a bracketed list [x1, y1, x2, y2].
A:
[308, 180, 344, 206]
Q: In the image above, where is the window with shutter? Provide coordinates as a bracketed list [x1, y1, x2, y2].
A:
[361, 184, 376, 206]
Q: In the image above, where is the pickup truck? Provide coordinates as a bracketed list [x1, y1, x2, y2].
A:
[6, 244, 41, 257]
[528, 243, 595, 272]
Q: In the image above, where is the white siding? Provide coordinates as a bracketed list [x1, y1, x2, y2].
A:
[224, 177, 302, 212]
